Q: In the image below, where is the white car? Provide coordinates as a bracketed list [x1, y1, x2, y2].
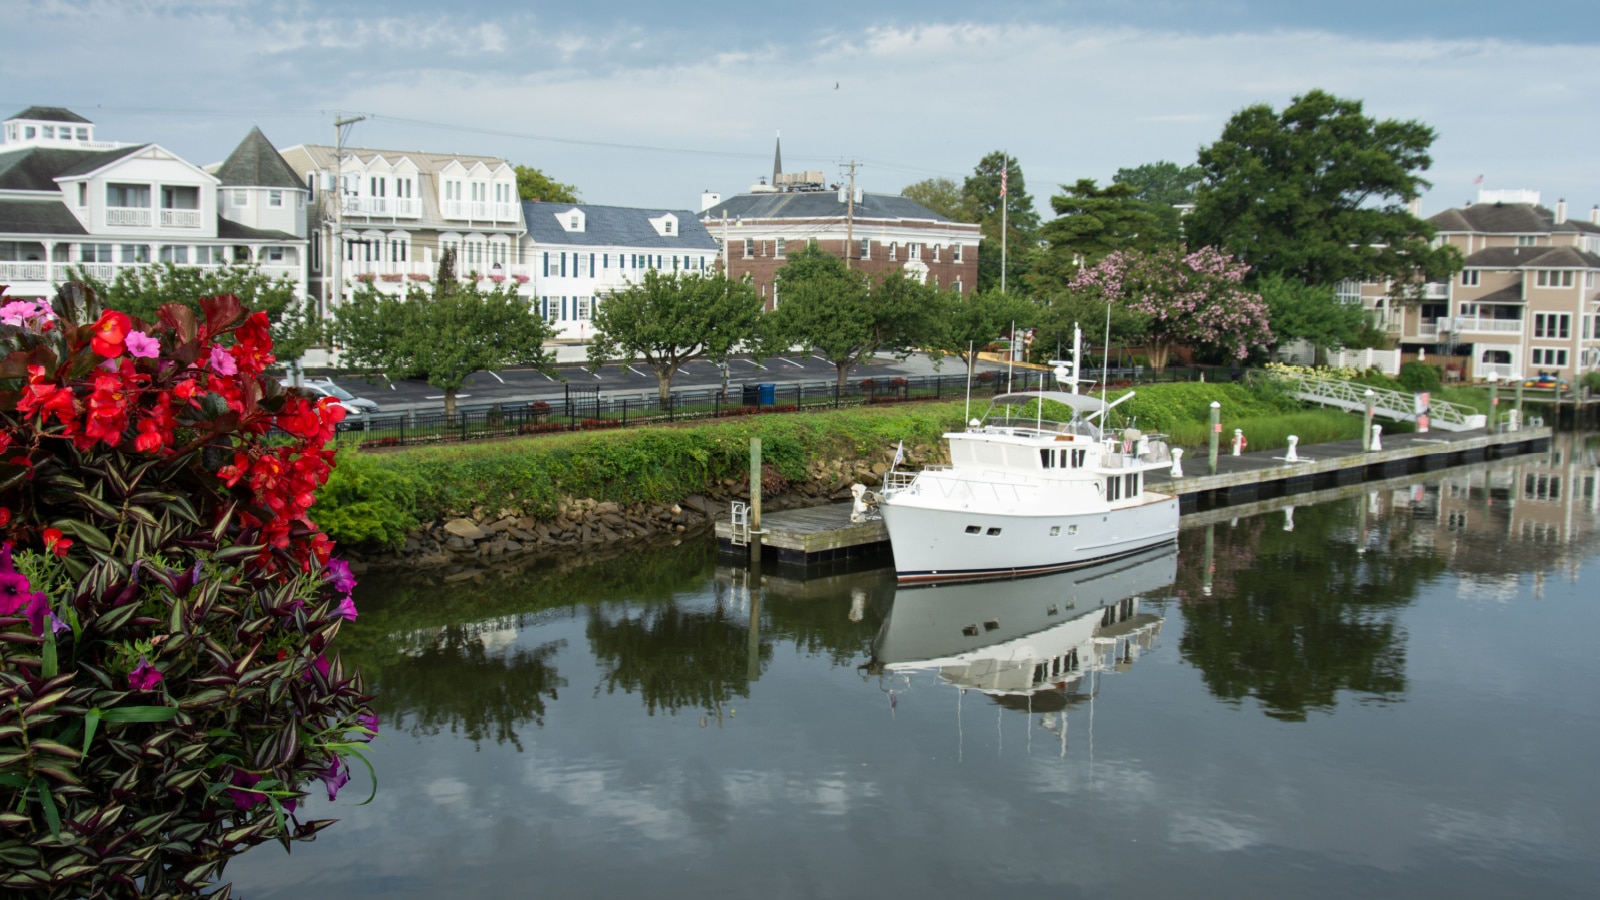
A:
[283, 378, 381, 415]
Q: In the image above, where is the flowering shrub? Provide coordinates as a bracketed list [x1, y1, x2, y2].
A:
[1071, 246, 1272, 372]
[513, 274, 530, 284]
[488, 275, 506, 284]
[406, 273, 430, 282]
[0, 283, 374, 897]
[378, 273, 404, 283]
[354, 273, 376, 283]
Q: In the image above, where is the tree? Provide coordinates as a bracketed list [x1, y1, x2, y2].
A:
[1039, 178, 1166, 266]
[962, 151, 1039, 291]
[332, 256, 557, 419]
[1112, 160, 1203, 243]
[1255, 273, 1372, 357]
[1070, 246, 1272, 372]
[1187, 89, 1462, 292]
[765, 243, 940, 390]
[71, 262, 320, 361]
[900, 177, 972, 222]
[933, 288, 1038, 383]
[514, 164, 580, 204]
[586, 270, 764, 406]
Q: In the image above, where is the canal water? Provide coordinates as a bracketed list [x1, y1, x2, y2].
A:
[229, 436, 1600, 899]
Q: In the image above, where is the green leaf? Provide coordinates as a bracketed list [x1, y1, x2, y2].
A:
[98, 705, 179, 724]
[70, 490, 121, 522]
[82, 709, 100, 755]
[51, 517, 113, 552]
[41, 634, 58, 678]
[34, 777, 61, 837]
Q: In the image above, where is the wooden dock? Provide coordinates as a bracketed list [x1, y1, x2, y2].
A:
[716, 426, 1553, 568]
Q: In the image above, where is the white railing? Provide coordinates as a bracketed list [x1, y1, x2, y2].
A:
[341, 196, 422, 218]
[159, 209, 202, 228]
[1416, 321, 1440, 339]
[105, 208, 151, 227]
[1456, 318, 1524, 334]
[440, 200, 519, 222]
[1422, 282, 1449, 300]
[1279, 373, 1487, 432]
[1478, 363, 1516, 379]
[0, 262, 49, 282]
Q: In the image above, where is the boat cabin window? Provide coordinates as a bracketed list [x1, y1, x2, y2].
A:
[1123, 473, 1139, 497]
[1040, 448, 1055, 469]
[1071, 448, 1087, 468]
[1049, 525, 1061, 536]
[986, 527, 1002, 536]
[965, 525, 981, 534]
[1042, 447, 1088, 469]
[1107, 477, 1122, 501]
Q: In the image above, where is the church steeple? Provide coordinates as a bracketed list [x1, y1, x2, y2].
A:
[773, 130, 782, 185]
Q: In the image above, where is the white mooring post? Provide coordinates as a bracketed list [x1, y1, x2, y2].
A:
[1371, 423, 1383, 452]
[1285, 435, 1300, 462]
[1231, 428, 1245, 456]
[1170, 448, 1184, 478]
[1362, 389, 1377, 451]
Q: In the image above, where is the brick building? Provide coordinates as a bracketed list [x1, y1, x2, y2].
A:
[699, 188, 980, 309]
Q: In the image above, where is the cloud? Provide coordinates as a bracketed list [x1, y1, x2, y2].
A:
[4, 6, 1597, 211]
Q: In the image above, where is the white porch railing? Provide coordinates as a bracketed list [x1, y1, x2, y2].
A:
[159, 209, 202, 228]
[105, 208, 151, 227]
[1422, 282, 1449, 300]
[440, 200, 519, 222]
[0, 262, 50, 281]
[1415, 321, 1440, 339]
[1456, 318, 1524, 334]
[1477, 363, 1516, 379]
[342, 196, 422, 218]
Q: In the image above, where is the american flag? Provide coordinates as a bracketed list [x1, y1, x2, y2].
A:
[1474, 174, 1484, 184]
[1000, 163, 1008, 198]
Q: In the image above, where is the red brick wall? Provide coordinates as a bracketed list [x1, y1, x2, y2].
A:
[715, 225, 978, 310]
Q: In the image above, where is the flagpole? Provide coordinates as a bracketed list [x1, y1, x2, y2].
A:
[1000, 152, 1008, 294]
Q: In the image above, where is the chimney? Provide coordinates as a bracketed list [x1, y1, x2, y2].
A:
[1407, 197, 1421, 216]
[1591, 205, 1599, 225]
[1555, 199, 1568, 225]
[700, 191, 721, 213]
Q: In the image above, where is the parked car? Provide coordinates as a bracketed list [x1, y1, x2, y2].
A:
[282, 378, 381, 415]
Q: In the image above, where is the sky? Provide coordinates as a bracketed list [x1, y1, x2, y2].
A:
[5, 0, 1598, 220]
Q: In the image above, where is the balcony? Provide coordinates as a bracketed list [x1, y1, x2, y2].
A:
[105, 207, 151, 227]
[160, 209, 202, 228]
[1422, 282, 1449, 300]
[0, 261, 304, 288]
[1454, 317, 1524, 335]
[1416, 320, 1440, 339]
[440, 200, 519, 222]
[0, 262, 49, 282]
[341, 196, 422, 218]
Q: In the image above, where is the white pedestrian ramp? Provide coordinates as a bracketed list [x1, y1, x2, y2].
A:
[1278, 374, 1488, 432]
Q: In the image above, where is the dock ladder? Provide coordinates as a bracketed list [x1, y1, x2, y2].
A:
[729, 501, 751, 546]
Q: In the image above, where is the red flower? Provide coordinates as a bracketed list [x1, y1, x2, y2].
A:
[42, 527, 72, 557]
[90, 310, 132, 358]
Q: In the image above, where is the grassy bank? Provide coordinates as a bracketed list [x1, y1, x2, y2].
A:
[317, 402, 967, 548]
[314, 381, 1391, 550]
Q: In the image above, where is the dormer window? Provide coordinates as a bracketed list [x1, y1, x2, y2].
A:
[570, 215, 579, 229]
[649, 213, 678, 238]
[664, 220, 674, 234]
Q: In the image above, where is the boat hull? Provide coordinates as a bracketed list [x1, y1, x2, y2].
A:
[879, 492, 1179, 583]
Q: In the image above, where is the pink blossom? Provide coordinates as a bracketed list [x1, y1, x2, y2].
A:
[128, 656, 164, 691]
[208, 344, 238, 375]
[125, 330, 161, 358]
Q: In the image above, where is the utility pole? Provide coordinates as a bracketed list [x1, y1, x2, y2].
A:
[844, 160, 858, 270]
[329, 114, 366, 319]
[1000, 149, 1008, 294]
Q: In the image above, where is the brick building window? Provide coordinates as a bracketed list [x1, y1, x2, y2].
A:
[953, 244, 963, 263]
[743, 238, 754, 259]
[859, 238, 870, 260]
[776, 238, 786, 259]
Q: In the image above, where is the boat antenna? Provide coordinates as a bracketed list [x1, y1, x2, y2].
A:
[964, 340, 974, 425]
[1100, 301, 1111, 425]
[1006, 319, 1016, 395]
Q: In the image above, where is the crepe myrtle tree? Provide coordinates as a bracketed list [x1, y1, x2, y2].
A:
[764, 243, 942, 391]
[332, 251, 558, 420]
[1070, 246, 1273, 373]
[586, 270, 764, 408]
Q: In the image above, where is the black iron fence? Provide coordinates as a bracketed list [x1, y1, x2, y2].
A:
[338, 364, 1224, 450]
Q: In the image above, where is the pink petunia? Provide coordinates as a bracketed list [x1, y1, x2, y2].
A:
[125, 330, 161, 358]
[208, 344, 237, 376]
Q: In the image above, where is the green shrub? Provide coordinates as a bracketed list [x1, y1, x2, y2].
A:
[1398, 361, 1443, 393]
[316, 448, 422, 549]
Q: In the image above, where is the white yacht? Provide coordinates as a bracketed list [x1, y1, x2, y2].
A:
[877, 386, 1179, 583]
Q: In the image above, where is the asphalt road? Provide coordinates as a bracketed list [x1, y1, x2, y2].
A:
[301, 351, 1018, 415]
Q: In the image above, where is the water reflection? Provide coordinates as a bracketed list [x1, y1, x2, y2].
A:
[1175, 432, 1600, 721]
[376, 627, 566, 750]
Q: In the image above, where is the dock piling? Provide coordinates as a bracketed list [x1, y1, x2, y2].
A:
[1208, 402, 1221, 475]
[750, 437, 762, 562]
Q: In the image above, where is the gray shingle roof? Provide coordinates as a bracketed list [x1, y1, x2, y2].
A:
[0, 144, 145, 191]
[7, 106, 91, 124]
[1464, 246, 1600, 269]
[523, 203, 719, 250]
[1428, 202, 1594, 235]
[217, 219, 300, 241]
[0, 198, 87, 236]
[214, 127, 303, 189]
[700, 191, 953, 223]
[1469, 284, 1525, 305]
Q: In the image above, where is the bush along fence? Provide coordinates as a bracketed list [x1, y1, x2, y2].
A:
[338, 364, 1233, 450]
[0, 285, 375, 897]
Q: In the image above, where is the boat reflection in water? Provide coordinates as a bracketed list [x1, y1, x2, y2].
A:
[869, 546, 1175, 752]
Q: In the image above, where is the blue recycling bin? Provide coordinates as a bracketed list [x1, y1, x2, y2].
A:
[758, 383, 776, 406]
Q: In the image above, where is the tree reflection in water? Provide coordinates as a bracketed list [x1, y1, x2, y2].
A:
[1175, 496, 1447, 721]
[374, 627, 567, 750]
[587, 600, 770, 716]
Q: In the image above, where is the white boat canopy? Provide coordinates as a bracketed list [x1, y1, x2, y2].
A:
[991, 391, 1110, 417]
